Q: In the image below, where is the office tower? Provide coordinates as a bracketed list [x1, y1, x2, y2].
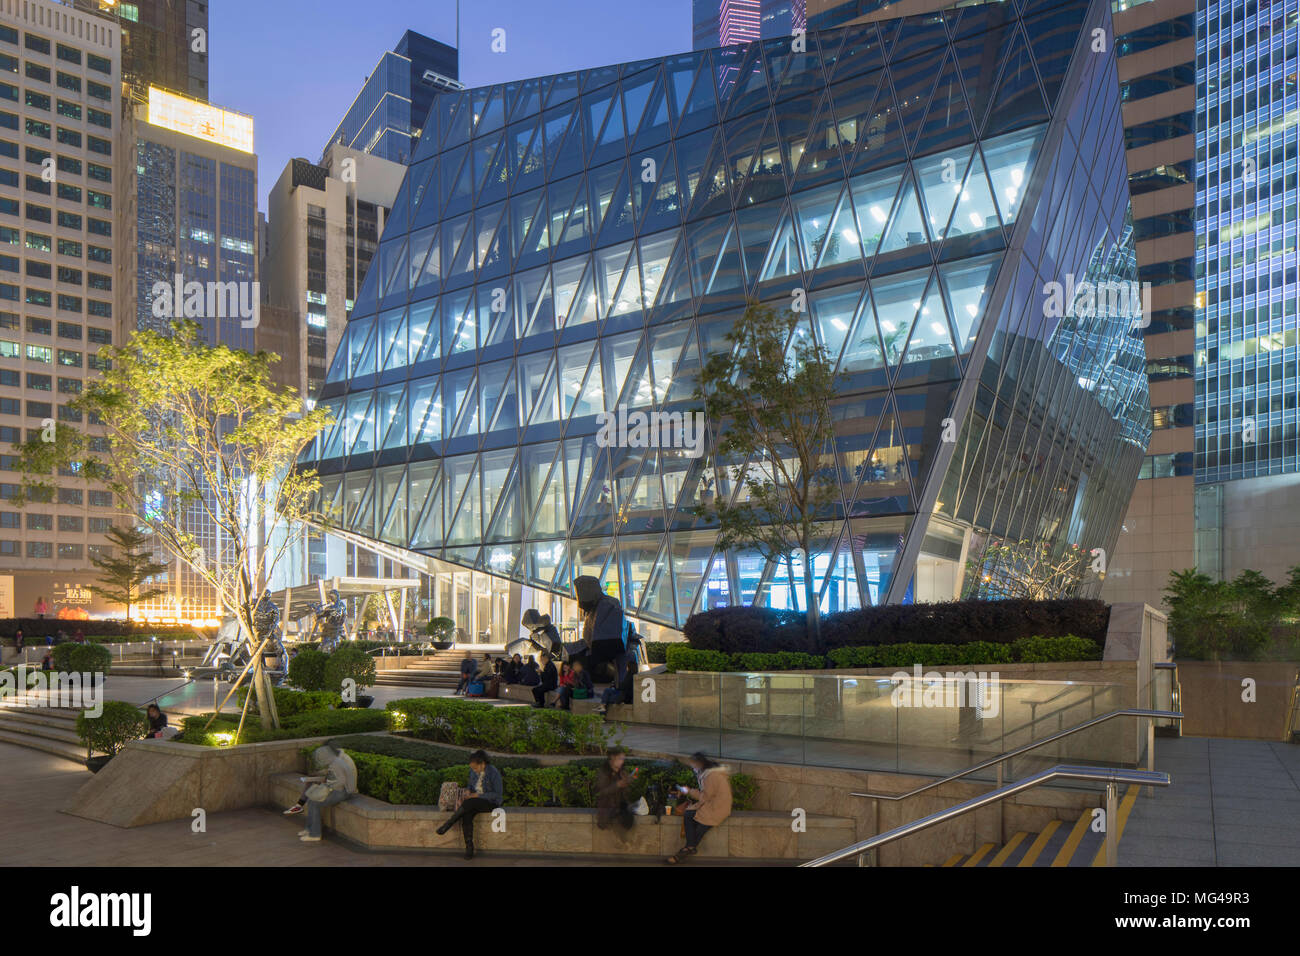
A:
[303, 0, 1148, 635]
[323, 30, 460, 166]
[125, 85, 257, 621]
[693, 0, 808, 49]
[262, 145, 405, 399]
[68, 0, 209, 103]
[1188, 0, 1300, 586]
[0, 0, 123, 619]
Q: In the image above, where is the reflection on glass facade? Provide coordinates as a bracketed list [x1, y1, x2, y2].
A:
[308, 0, 1149, 630]
[1195, 0, 1300, 482]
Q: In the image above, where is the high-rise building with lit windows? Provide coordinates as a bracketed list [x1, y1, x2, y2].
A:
[694, 0, 807, 50]
[69, 0, 209, 104]
[0, 0, 123, 617]
[124, 85, 257, 622]
[302, 0, 1149, 636]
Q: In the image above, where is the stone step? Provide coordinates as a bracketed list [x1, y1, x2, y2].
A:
[0, 715, 81, 746]
[0, 730, 86, 764]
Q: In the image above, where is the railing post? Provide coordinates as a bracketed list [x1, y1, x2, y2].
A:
[1104, 782, 1118, 867]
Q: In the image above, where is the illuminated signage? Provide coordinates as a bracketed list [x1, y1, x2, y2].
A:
[147, 87, 254, 154]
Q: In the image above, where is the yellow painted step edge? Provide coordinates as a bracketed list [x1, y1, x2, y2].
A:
[989, 831, 1029, 867]
[1050, 808, 1094, 867]
[1092, 785, 1140, 867]
[941, 853, 964, 867]
[962, 842, 996, 867]
[1017, 820, 1062, 867]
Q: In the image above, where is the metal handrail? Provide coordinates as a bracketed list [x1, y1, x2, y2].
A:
[851, 708, 1182, 800]
[803, 765, 1171, 867]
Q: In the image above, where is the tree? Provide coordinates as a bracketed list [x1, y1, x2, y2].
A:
[693, 301, 842, 643]
[87, 525, 169, 622]
[7, 321, 334, 731]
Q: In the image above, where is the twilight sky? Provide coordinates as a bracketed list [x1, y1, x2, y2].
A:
[209, 0, 693, 212]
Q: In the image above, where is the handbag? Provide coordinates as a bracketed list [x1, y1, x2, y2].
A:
[572, 687, 590, 700]
[305, 782, 330, 802]
[630, 796, 649, 816]
[437, 781, 461, 811]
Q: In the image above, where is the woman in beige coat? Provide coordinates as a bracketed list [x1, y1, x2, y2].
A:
[667, 752, 732, 863]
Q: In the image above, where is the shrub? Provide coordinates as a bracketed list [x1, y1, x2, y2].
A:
[665, 646, 733, 672]
[238, 686, 340, 717]
[387, 697, 619, 754]
[1010, 635, 1102, 663]
[345, 749, 758, 811]
[287, 648, 330, 692]
[665, 647, 827, 672]
[327, 734, 539, 770]
[173, 705, 387, 745]
[76, 700, 147, 757]
[644, 642, 670, 664]
[52, 642, 112, 676]
[683, 599, 1110, 654]
[824, 636, 1100, 669]
[324, 643, 376, 695]
[425, 616, 456, 641]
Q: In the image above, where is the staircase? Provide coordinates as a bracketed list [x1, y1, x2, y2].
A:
[0, 705, 85, 763]
[925, 785, 1140, 867]
[373, 650, 467, 689]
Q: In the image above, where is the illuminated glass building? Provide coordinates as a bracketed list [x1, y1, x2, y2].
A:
[305, 0, 1149, 633]
[323, 30, 460, 166]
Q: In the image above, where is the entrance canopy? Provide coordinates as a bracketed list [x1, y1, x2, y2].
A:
[273, 576, 420, 640]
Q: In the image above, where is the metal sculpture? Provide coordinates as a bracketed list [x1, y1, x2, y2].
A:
[307, 588, 348, 653]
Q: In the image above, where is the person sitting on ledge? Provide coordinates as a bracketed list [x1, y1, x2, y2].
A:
[144, 703, 169, 739]
[436, 750, 502, 860]
[454, 651, 477, 695]
[531, 651, 558, 707]
[504, 653, 523, 684]
[555, 657, 594, 711]
[298, 743, 357, 843]
[666, 752, 732, 864]
[520, 655, 540, 686]
[596, 747, 637, 838]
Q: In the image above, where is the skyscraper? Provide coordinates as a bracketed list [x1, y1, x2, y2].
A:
[303, 0, 1148, 636]
[0, 0, 123, 619]
[126, 86, 257, 622]
[693, 0, 807, 49]
[68, 0, 209, 103]
[322, 30, 460, 166]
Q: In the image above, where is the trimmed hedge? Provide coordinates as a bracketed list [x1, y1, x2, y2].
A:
[644, 642, 669, 664]
[174, 706, 387, 745]
[683, 599, 1110, 654]
[345, 748, 757, 811]
[0, 619, 209, 641]
[327, 734, 541, 770]
[387, 696, 619, 754]
[667, 636, 1102, 672]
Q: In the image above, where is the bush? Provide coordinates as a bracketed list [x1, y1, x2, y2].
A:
[824, 636, 1100, 669]
[287, 647, 330, 692]
[76, 700, 147, 757]
[345, 748, 758, 811]
[665, 647, 826, 672]
[683, 599, 1110, 655]
[324, 643, 376, 695]
[52, 642, 113, 676]
[425, 617, 456, 641]
[387, 697, 619, 754]
[238, 686, 340, 717]
[327, 734, 540, 770]
[173, 705, 387, 745]
[0, 619, 209, 641]
[644, 642, 670, 664]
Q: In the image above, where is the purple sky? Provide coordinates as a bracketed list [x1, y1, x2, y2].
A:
[210, 0, 693, 211]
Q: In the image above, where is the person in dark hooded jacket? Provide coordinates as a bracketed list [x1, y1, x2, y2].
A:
[573, 575, 627, 685]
